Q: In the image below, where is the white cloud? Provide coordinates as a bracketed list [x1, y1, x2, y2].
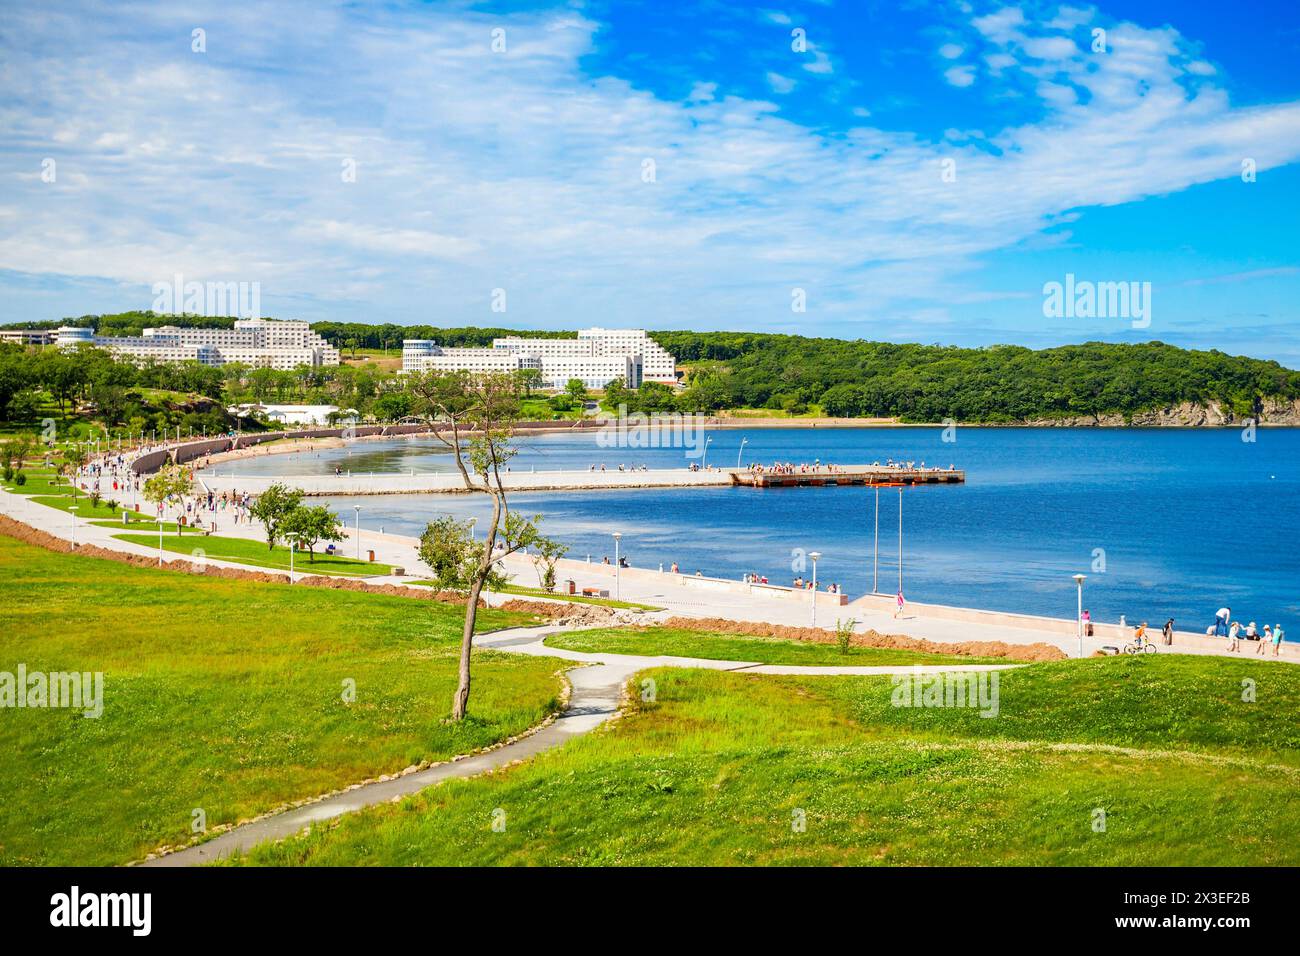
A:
[688, 81, 718, 102]
[802, 49, 834, 75]
[972, 7, 1027, 43]
[939, 43, 965, 60]
[1022, 36, 1079, 60]
[766, 72, 796, 94]
[945, 65, 977, 87]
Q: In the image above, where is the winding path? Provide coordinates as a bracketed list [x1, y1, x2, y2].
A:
[140, 624, 1017, 867]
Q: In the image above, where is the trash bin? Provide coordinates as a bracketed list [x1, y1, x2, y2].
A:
[565, 579, 576, 595]
[367, 549, 375, 562]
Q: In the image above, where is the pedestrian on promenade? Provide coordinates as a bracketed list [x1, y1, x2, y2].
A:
[1272, 624, 1285, 657]
[1259, 625, 1272, 655]
[1214, 606, 1231, 637]
[1082, 608, 1093, 637]
[895, 589, 905, 619]
[1228, 620, 1241, 652]
[1162, 619, 1174, 646]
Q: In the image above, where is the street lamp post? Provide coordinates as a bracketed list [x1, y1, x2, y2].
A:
[469, 517, 477, 543]
[612, 532, 623, 601]
[69, 506, 78, 548]
[809, 551, 822, 627]
[897, 486, 904, 596]
[737, 437, 748, 470]
[1073, 573, 1087, 658]
[701, 436, 713, 470]
[873, 484, 880, 594]
[289, 542, 295, 583]
[354, 505, 362, 560]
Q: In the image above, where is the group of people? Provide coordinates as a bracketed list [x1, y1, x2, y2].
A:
[747, 461, 842, 475]
[589, 463, 652, 472]
[1212, 608, 1286, 656]
[873, 459, 958, 472]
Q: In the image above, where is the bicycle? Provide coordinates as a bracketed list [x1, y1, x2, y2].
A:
[1124, 635, 1157, 654]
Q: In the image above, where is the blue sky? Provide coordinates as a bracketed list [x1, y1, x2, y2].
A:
[2, 0, 1299, 365]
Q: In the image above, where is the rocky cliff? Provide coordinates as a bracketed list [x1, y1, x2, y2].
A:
[1024, 398, 1300, 427]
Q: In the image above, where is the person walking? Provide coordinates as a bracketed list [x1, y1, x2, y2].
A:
[1259, 625, 1272, 655]
[1272, 624, 1285, 657]
[894, 589, 905, 619]
[1162, 619, 1174, 646]
[1082, 608, 1093, 637]
[1228, 620, 1241, 652]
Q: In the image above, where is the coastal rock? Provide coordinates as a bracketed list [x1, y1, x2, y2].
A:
[1024, 398, 1300, 428]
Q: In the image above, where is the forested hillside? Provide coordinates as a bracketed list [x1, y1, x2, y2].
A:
[4, 314, 1298, 424]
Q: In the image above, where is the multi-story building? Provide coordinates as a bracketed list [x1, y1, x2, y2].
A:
[0, 328, 58, 346]
[492, 328, 675, 385]
[401, 341, 543, 377]
[58, 318, 339, 369]
[402, 328, 673, 390]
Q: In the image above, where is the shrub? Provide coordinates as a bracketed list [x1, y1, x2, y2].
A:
[834, 619, 855, 655]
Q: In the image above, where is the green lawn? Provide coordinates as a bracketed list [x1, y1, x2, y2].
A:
[232, 655, 1300, 865]
[499, 583, 661, 611]
[544, 626, 1011, 665]
[114, 532, 395, 577]
[0, 534, 565, 866]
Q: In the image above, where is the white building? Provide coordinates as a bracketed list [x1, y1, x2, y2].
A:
[62, 318, 339, 369]
[401, 341, 542, 377]
[402, 328, 674, 390]
[0, 328, 58, 345]
[228, 403, 354, 426]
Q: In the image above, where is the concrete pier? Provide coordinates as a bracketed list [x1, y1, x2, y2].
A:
[197, 464, 966, 496]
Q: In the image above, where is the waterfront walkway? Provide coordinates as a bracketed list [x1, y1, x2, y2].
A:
[3, 480, 1289, 663]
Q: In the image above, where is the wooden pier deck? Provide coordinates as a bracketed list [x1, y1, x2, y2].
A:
[732, 467, 965, 488]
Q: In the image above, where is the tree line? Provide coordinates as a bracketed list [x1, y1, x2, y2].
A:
[5, 314, 1298, 423]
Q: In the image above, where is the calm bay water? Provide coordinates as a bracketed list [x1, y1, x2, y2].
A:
[223, 427, 1300, 629]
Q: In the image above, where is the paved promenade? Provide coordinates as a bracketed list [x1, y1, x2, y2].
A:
[3, 482, 1290, 663]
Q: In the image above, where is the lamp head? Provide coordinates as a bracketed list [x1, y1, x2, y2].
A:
[1073, 574, 1086, 585]
[809, 551, 822, 562]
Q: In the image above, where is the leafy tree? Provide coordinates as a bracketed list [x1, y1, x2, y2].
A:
[142, 464, 193, 531]
[281, 505, 344, 562]
[531, 536, 569, 592]
[565, 378, 587, 401]
[248, 483, 304, 551]
[603, 376, 628, 411]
